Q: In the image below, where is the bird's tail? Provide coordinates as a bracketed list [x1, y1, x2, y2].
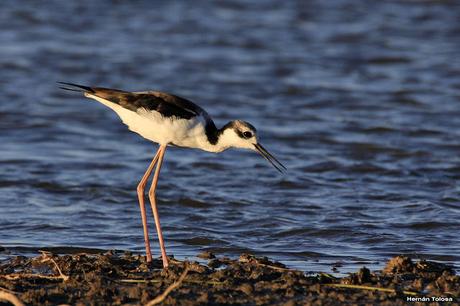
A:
[58, 82, 132, 109]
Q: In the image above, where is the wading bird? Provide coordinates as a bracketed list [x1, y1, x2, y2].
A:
[58, 82, 285, 268]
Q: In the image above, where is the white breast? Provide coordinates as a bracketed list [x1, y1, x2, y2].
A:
[85, 93, 211, 149]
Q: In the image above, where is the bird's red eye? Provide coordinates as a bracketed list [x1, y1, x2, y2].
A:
[243, 131, 253, 138]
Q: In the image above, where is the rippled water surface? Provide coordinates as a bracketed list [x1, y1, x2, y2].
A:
[1, 0, 460, 274]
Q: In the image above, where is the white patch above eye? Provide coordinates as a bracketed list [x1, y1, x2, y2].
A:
[214, 128, 256, 151]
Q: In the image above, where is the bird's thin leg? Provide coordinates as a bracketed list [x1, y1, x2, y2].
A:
[148, 144, 169, 268]
[136, 147, 161, 263]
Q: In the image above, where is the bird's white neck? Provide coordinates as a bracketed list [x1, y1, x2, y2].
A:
[200, 128, 233, 153]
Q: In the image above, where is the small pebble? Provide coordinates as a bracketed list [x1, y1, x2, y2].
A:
[197, 251, 216, 259]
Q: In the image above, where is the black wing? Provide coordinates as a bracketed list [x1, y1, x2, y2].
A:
[58, 82, 203, 120]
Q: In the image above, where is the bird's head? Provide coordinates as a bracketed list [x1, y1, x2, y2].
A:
[219, 120, 286, 172]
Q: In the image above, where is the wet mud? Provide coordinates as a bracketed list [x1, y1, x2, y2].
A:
[0, 251, 458, 305]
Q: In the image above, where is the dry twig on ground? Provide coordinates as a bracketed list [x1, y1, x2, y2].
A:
[145, 265, 190, 306]
[0, 290, 25, 306]
[39, 250, 69, 281]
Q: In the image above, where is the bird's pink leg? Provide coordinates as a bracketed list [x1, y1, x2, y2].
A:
[148, 144, 169, 268]
[136, 147, 161, 263]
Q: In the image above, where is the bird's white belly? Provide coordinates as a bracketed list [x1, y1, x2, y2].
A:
[87, 93, 209, 148]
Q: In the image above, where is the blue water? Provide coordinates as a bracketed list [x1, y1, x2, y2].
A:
[1, 0, 460, 275]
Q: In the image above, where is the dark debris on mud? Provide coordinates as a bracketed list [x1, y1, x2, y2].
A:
[0, 251, 458, 305]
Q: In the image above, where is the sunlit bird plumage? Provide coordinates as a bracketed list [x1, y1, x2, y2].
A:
[58, 82, 285, 268]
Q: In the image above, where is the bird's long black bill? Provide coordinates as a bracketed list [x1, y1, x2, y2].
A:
[254, 143, 287, 173]
[57, 82, 95, 93]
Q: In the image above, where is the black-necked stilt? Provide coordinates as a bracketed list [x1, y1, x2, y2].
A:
[58, 82, 286, 268]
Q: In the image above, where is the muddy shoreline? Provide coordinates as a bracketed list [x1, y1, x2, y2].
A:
[0, 250, 458, 305]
